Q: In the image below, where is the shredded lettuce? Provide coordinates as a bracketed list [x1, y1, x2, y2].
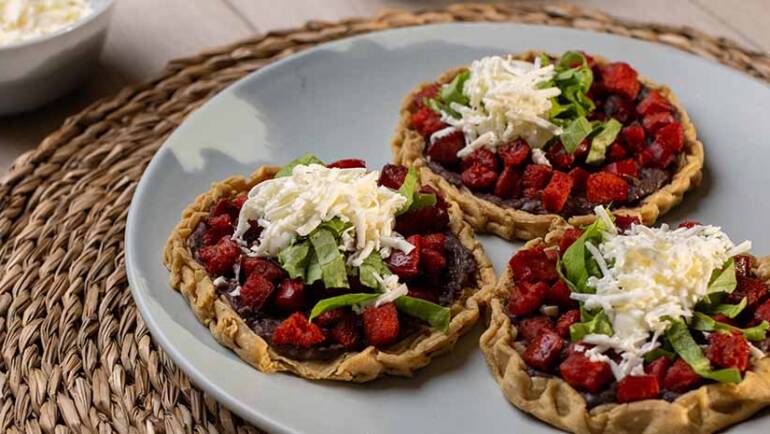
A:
[396, 166, 436, 215]
[739, 322, 770, 341]
[275, 218, 351, 287]
[396, 166, 419, 213]
[308, 293, 450, 332]
[439, 71, 471, 107]
[426, 70, 470, 118]
[411, 191, 437, 210]
[426, 98, 442, 114]
[305, 249, 322, 284]
[643, 347, 676, 364]
[309, 228, 349, 289]
[691, 312, 770, 341]
[557, 51, 588, 70]
[317, 218, 352, 239]
[277, 241, 311, 280]
[666, 319, 742, 384]
[275, 154, 325, 177]
[547, 51, 595, 129]
[560, 217, 612, 294]
[586, 119, 622, 165]
[570, 307, 613, 341]
[358, 252, 391, 289]
[548, 99, 570, 120]
[394, 296, 450, 332]
[707, 259, 737, 294]
[555, 255, 578, 293]
[699, 297, 747, 319]
[308, 293, 379, 321]
[560, 116, 593, 153]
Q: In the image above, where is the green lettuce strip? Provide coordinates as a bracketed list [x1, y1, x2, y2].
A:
[439, 71, 471, 107]
[396, 166, 436, 215]
[697, 258, 739, 307]
[691, 312, 770, 341]
[560, 116, 593, 153]
[698, 297, 747, 319]
[394, 296, 450, 332]
[547, 51, 595, 128]
[426, 70, 470, 118]
[555, 254, 578, 293]
[643, 347, 676, 364]
[396, 166, 419, 214]
[557, 51, 588, 70]
[666, 320, 742, 384]
[317, 218, 352, 239]
[309, 228, 349, 289]
[308, 293, 450, 333]
[411, 192, 437, 210]
[358, 252, 391, 289]
[306, 249, 322, 284]
[569, 307, 613, 341]
[275, 153, 325, 177]
[277, 241, 311, 281]
[276, 217, 352, 287]
[706, 258, 737, 295]
[586, 118, 622, 165]
[559, 215, 613, 294]
[308, 293, 379, 321]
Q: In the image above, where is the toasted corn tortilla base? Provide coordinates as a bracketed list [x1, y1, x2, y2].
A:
[479, 223, 770, 434]
[392, 52, 704, 241]
[163, 166, 496, 382]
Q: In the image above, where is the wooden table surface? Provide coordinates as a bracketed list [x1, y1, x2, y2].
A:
[1, 0, 767, 176]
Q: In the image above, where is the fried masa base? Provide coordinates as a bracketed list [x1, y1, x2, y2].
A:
[392, 52, 705, 241]
[163, 166, 496, 382]
[479, 224, 770, 434]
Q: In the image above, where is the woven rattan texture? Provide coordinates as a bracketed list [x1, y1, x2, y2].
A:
[0, 3, 767, 433]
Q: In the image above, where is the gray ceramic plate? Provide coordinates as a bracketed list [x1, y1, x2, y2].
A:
[126, 23, 770, 434]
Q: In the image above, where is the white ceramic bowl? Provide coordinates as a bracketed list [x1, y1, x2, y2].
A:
[0, 0, 116, 116]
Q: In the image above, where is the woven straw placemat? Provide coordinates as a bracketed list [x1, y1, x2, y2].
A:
[0, 3, 768, 433]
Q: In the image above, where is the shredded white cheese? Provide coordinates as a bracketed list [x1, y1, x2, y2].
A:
[233, 164, 412, 267]
[540, 305, 559, 317]
[352, 273, 409, 313]
[571, 222, 750, 379]
[429, 125, 459, 145]
[595, 206, 618, 236]
[1, 0, 92, 45]
[436, 55, 562, 157]
[531, 148, 551, 167]
[749, 342, 766, 362]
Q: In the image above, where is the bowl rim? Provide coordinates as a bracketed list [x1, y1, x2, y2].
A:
[0, 0, 117, 52]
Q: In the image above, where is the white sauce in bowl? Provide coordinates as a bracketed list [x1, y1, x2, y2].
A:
[1, 0, 93, 46]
